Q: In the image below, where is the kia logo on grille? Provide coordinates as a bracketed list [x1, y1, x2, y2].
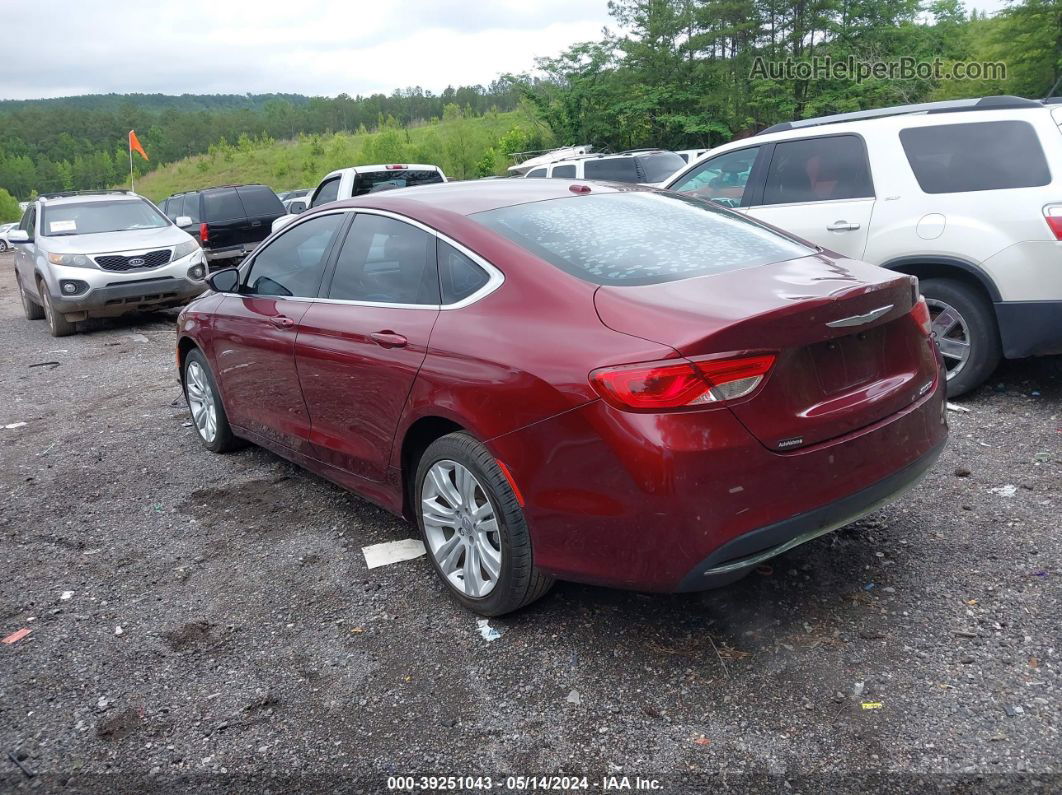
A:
[128, 257, 146, 266]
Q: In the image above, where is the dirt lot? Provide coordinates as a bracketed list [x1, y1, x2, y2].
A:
[0, 251, 1059, 792]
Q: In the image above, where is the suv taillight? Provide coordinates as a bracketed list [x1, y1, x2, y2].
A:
[1044, 205, 1062, 240]
[589, 354, 775, 411]
[199, 222, 209, 243]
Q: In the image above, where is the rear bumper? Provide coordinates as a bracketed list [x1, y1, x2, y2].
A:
[675, 438, 944, 590]
[488, 373, 948, 592]
[995, 300, 1062, 358]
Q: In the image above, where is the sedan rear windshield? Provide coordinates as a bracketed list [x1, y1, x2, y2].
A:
[472, 192, 813, 286]
[354, 169, 444, 196]
[41, 199, 169, 236]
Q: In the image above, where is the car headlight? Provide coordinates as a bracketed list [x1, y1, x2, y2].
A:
[173, 240, 200, 260]
[46, 252, 93, 268]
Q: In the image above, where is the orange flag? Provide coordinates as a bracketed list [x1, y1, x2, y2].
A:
[129, 130, 149, 161]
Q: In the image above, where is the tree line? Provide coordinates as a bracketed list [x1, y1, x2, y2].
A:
[0, 83, 521, 200]
[512, 0, 1060, 152]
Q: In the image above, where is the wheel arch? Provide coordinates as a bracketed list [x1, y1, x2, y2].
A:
[398, 415, 467, 520]
[176, 336, 201, 382]
[882, 255, 1001, 304]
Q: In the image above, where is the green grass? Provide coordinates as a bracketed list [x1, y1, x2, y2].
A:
[134, 110, 549, 202]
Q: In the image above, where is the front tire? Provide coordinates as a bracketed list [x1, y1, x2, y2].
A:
[921, 278, 1001, 398]
[40, 284, 76, 337]
[416, 432, 553, 616]
[17, 274, 44, 320]
[182, 349, 240, 453]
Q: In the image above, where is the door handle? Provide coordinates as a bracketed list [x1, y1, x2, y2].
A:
[269, 315, 295, 329]
[826, 220, 860, 232]
[250, 220, 262, 227]
[370, 331, 408, 348]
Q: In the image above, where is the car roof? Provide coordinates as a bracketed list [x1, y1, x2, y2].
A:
[324, 178, 633, 217]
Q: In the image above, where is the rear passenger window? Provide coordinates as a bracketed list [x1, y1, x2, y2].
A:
[525, 168, 547, 179]
[900, 121, 1051, 193]
[762, 135, 873, 205]
[244, 214, 343, 298]
[312, 177, 341, 207]
[328, 214, 439, 305]
[438, 241, 490, 304]
[202, 189, 245, 221]
[584, 157, 639, 183]
[551, 164, 576, 178]
[236, 186, 284, 217]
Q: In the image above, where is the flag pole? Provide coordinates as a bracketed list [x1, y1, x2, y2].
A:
[129, 131, 134, 192]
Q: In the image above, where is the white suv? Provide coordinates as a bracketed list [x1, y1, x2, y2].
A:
[663, 95, 1062, 396]
[524, 149, 686, 187]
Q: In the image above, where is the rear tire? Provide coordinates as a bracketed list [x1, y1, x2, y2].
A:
[40, 283, 76, 337]
[182, 348, 241, 453]
[17, 274, 44, 320]
[415, 432, 553, 616]
[921, 277, 1000, 398]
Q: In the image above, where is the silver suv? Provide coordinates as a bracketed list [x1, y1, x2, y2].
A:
[10, 190, 207, 336]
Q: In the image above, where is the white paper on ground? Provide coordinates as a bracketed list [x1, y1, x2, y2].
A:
[362, 539, 426, 569]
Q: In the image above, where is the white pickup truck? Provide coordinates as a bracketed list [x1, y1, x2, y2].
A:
[272, 163, 447, 233]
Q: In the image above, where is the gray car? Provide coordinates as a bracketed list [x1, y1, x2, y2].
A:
[10, 190, 207, 336]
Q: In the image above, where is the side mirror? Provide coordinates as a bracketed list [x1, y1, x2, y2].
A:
[271, 214, 296, 234]
[7, 229, 29, 244]
[207, 267, 240, 293]
[289, 202, 305, 214]
[175, 216, 193, 227]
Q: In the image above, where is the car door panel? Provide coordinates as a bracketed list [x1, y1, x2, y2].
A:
[750, 198, 875, 259]
[295, 212, 441, 481]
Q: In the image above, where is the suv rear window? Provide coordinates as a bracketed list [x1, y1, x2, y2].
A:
[353, 169, 445, 196]
[236, 185, 284, 217]
[584, 157, 639, 183]
[202, 189, 246, 221]
[900, 121, 1051, 193]
[473, 192, 813, 286]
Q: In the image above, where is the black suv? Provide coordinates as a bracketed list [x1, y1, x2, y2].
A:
[160, 184, 284, 268]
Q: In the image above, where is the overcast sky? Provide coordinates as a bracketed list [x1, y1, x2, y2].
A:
[2, 0, 1009, 101]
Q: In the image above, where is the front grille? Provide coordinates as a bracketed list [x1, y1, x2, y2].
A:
[94, 248, 172, 272]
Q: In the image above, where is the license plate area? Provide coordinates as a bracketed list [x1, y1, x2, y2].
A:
[808, 326, 886, 395]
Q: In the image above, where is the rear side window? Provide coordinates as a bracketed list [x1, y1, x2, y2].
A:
[636, 152, 686, 182]
[327, 214, 439, 305]
[438, 240, 490, 304]
[525, 168, 547, 179]
[353, 169, 444, 196]
[551, 164, 576, 178]
[763, 135, 874, 205]
[584, 157, 639, 183]
[236, 185, 284, 217]
[312, 177, 341, 208]
[900, 121, 1051, 193]
[202, 189, 245, 221]
[473, 192, 813, 286]
[244, 213, 344, 297]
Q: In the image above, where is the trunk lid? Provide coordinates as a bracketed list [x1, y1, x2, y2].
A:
[594, 254, 939, 450]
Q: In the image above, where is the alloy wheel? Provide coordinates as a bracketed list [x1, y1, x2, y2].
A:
[0, 240, 7, 252]
[925, 297, 971, 381]
[185, 361, 218, 443]
[421, 460, 502, 598]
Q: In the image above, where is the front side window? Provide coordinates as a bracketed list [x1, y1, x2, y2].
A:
[311, 177, 342, 207]
[900, 120, 1051, 193]
[762, 135, 874, 205]
[473, 191, 813, 286]
[327, 214, 438, 305]
[41, 199, 168, 236]
[243, 213, 343, 297]
[670, 147, 761, 208]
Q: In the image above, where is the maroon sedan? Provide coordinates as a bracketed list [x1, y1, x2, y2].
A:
[176, 180, 947, 615]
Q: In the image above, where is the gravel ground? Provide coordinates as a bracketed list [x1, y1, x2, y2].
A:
[0, 251, 1059, 792]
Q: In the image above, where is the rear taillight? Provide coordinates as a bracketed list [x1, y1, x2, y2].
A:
[590, 354, 775, 411]
[910, 296, 932, 336]
[1044, 204, 1062, 240]
[199, 222, 209, 243]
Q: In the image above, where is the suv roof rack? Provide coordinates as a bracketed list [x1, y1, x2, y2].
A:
[756, 95, 1044, 136]
[170, 184, 265, 197]
[38, 189, 135, 201]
